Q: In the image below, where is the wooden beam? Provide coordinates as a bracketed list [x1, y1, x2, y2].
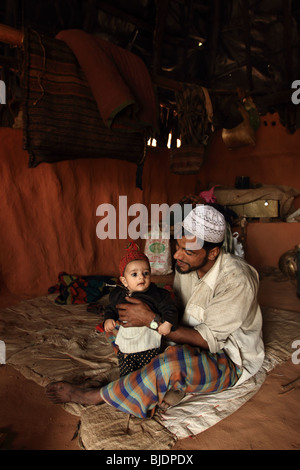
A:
[152, 72, 237, 96]
[282, 0, 293, 84]
[182, 0, 193, 82]
[176, 0, 209, 12]
[153, 72, 294, 108]
[83, 0, 98, 32]
[257, 89, 293, 106]
[152, 73, 182, 92]
[241, 0, 253, 92]
[282, 0, 296, 133]
[153, 0, 169, 75]
[97, 1, 196, 47]
[97, 1, 153, 33]
[209, 0, 221, 81]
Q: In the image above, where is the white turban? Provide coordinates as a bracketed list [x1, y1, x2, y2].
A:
[182, 205, 225, 243]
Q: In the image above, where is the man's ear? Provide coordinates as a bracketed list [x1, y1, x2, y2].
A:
[120, 276, 127, 287]
[208, 247, 220, 261]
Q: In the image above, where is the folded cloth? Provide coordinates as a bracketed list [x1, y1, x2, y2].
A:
[56, 29, 157, 133]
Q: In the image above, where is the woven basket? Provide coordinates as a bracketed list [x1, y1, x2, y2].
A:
[170, 145, 205, 175]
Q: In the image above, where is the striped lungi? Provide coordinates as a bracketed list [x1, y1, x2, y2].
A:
[100, 335, 241, 418]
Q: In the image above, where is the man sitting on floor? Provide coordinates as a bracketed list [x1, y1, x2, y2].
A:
[46, 205, 265, 418]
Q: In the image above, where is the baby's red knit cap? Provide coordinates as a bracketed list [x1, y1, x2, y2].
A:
[119, 241, 150, 276]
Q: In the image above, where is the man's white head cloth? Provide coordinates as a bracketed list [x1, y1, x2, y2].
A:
[182, 205, 226, 243]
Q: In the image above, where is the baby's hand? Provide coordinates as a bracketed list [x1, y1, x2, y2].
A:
[104, 319, 116, 332]
[158, 321, 172, 336]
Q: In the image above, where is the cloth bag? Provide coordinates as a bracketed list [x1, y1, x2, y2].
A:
[144, 227, 172, 275]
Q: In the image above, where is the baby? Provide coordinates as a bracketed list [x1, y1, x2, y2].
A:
[104, 242, 178, 376]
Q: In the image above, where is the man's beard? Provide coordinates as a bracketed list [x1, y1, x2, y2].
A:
[175, 252, 209, 274]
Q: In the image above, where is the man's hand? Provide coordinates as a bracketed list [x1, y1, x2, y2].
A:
[116, 296, 154, 327]
[116, 297, 209, 350]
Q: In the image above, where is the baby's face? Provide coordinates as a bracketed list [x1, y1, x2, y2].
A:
[120, 260, 151, 292]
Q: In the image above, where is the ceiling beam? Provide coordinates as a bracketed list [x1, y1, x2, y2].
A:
[282, 0, 296, 133]
[282, 0, 293, 84]
[209, 0, 221, 81]
[241, 0, 253, 92]
[97, 1, 153, 33]
[181, 0, 193, 82]
[83, 0, 98, 32]
[153, 0, 169, 75]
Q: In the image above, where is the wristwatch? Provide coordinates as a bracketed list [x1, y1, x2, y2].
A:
[149, 314, 161, 330]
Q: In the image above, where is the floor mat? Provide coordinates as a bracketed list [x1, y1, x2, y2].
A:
[0, 294, 299, 449]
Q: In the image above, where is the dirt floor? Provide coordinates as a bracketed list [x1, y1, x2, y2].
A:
[0, 276, 299, 451]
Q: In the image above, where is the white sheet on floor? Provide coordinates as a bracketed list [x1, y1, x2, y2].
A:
[0, 294, 299, 449]
[157, 356, 276, 439]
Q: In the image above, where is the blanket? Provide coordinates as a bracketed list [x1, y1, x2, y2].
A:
[22, 29, 147, 168]
[48, 271, 117, 305]
[56, 29, 157, 133]
[1, 280, 299, 449]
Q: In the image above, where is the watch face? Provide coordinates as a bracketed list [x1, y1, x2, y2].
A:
[150, 320, 158, 330]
